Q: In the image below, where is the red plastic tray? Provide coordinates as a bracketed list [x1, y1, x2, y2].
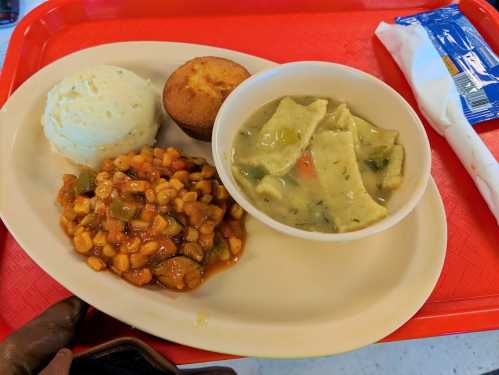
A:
[1, 0, 499, 364]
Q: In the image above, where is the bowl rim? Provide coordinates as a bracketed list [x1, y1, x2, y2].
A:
[212, 60, 431, 242]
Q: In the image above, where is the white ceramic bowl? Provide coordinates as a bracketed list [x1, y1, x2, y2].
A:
[213, 61, 431, 242]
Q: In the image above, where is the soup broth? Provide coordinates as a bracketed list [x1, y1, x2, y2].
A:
[232, 96, 404, 233]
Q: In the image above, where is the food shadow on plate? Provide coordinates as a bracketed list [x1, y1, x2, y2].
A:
[156, 112, 212, 162]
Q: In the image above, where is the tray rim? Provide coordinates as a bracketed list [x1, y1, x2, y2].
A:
[0, 0, 498, 356]
[0, 40, 448, 358]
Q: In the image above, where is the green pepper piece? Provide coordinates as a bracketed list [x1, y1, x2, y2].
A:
[282, 175, 298, 187]
[205, 233, 230, 265]
[240, 166, 266, 182]
[163, 215, 183, 237]
[74, 169, 96, 195]
[80, 213, 98, 227]
[110, 198, 136, 221]
[364, 146, 392, 171]
[364, 158, 389, 171]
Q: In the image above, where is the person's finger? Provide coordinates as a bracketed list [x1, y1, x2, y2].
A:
[39, 348, 73, 375]
[0, 296, 88, 375]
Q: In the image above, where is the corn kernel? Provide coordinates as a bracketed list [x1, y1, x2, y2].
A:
[130, 253, 148, 269]
[93, 231, 107, 247]
[80, 213, 97, 227]
[228, 237, 242, 255]
[74, 225, 86, 237]
[162, 153, 173, 167]
[189, 172, 203, 181]
[154, 181, 170, 193]
[199, 232, 214, 250]
[140, 204, 157, 222]
[169, 178, 184, 191]
[156, 188, 177, 205]
[60, 215, 70, 230]
[215, 185, 229, 200]
[112, 171, 129, 184]
[102, 244, 117, 258]
[65, 221, 77, 236]
[201, 164, 215, 178]
[209, 205, 224, 223]
[200, 194, 213, 204]
[87, 256, 106, 271]
[194, 180, 212, 195]
[73, 196, 90, 215]
[125, 180, 149, 193]
[131, 154, 145, 166]
[113, 155, 130, 171]
[200, 220, 216, 234]
[174, 198, 184, 213]
[123, 268, 153, 286]
[230, 204, 244, 220]
[95, 171, 110, 184]
[140, 241, 159, 256]
[113, 254, 130, 272]
[95, 181, 112, 200]
[73, 231, 93, 254]
[63, 206, 77, 221]
[140, 146, 153, 158]
[121, 237, 141, 253]
[182, 191, 198, 202]
[145, 189, 156, 203]
[151, 215, 168, 234]
[101, 159, 114, 171]
[185, 227, 199, 242]
[131, 220, 150, 231]
[89, 197, 97, 210]
[153, 147, 164, 159]
[94, 199, 107, 215]
[172, 170, 189, 184]
[166, 147, 180, 158]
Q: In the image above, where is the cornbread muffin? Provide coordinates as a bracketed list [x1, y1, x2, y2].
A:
[163, 56, 250, 141]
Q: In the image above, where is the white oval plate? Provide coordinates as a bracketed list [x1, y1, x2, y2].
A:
[0, 42, 447, 358]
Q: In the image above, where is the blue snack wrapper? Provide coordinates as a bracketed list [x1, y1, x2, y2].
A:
[396, 4, 499, 125]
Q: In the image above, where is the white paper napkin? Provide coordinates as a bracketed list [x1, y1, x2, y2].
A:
[376, 22, 499, 224]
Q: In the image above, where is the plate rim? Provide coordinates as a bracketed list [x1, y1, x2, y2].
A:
[0, 41, 447, 358]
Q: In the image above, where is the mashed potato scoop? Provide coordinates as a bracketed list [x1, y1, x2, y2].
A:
[42, 65, 159, 168]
